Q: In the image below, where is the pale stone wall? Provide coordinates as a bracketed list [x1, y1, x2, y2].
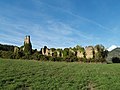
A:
[14, 47, 19, 53]
[85, 46, 94, 59]
[49, 49, 53, 56]
[61, 53, 63, 57]
[94, 47, 98, 54]
[57, 51, 60, 57]
[45, 48, 49, 56]
[41, 48, 50, 56]
[40, 46, 98, 59]
[41, 48, 44, 55]
[24, 36, 30, 44]
[77, 50, 84, 58]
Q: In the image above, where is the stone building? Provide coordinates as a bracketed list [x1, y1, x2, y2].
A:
[14, 47, 19, 54]
[23, 35, 32, 54]
[41, 46, 64, 57]
[24, 35, 30, 44]
[41, 47, 50, 56]
[85, 46, 94, 59]
[40, 45, 104, 60]
[94, 47, 98, 54]
[77, 50, 84, 58]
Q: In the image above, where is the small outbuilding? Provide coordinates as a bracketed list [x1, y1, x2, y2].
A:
[106, 48, 120, 63]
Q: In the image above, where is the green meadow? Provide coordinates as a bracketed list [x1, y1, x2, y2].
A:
[0, 59, 120, 90]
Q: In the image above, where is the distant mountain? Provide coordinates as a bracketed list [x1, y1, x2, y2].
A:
[106, 48, 120, 63]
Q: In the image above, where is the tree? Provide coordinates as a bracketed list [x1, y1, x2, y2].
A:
[0, 51, 14, 59]
[63, 48, 69, 57]
[53, 51, 57, 57]
[75, 45, 84, 52]
[24, 43, 32, 55]
[94, 44, 106, 62]
[0, 44, 14, 51]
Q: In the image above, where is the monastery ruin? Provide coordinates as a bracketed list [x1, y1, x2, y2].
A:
[14, 36, 100, 59]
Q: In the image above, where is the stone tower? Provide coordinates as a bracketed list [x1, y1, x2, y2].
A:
[24, 35, 32, 54]
[24, 35, 30, 44]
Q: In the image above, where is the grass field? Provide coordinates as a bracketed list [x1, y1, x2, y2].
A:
[0, 59, 120, 90]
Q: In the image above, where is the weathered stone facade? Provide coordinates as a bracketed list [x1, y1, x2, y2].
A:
[41, 47, 64, 57]
[94, 47, 98, 54]
[41, 48, 50, 56]
[77, 50, 84, 58]
[14, 47, 19, 53]
[41, 45, 100, 59]
[24, 36, 30, 44]
[23, 35, 32, 54]
[85, 46, 94, 59]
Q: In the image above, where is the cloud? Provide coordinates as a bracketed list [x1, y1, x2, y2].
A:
[34, 0, 112, 31]
[0, 14, 101, 49]
[0, 0, 114, 49]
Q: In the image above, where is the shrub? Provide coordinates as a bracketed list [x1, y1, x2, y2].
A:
[64, 56, 78, 62]
[0, 51, 14, 59]
[112, 57, 120, 63]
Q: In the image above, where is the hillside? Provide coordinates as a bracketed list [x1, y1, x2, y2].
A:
[0, 44, 15, 51]
[106, 48, 120, 63]
[0, 59, 120, 90]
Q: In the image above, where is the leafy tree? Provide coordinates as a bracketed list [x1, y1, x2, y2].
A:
[0, 51, 14, 59]
[65, 56, 78, 62]
[76, 45, 84, 52]
[56, 49, 63, 57]
[0, 44, 14, 51]
[50, 48, 56, 52]
[94, 44, 106, 62]
[53, 51, 57, 57]
[63, 48, 69, 57]
[24, 43, 32, 55]
[30, 52, 41, 60]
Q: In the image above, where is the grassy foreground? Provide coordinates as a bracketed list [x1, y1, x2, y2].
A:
[0, 59, 120, 90]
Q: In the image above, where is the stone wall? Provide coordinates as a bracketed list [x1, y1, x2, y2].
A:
[14, 47, 19, 53]
[77, 50, 84, 58]
[41, 46, 99, 59]
[24, 36, 30, 44]
[85, 46, 94, 59]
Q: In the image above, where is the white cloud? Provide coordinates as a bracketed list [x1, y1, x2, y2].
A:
[0, 0, 113, 49]
[34, 0, 112, 32]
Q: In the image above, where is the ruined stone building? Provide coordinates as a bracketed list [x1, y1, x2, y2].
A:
[14, 36, 101, 60]
[23, 36, 101, 59]
[41, 47, 63, 57]
[24, 35, 31, 44]
[41, 47, 50, 56]
[24, 35, 32, 54]
[40, 45, 99, 59]
[85, 46, 94, 59]
[77, 50, 84, 58]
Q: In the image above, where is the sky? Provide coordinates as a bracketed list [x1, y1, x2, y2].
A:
[0, 0, 120, 49]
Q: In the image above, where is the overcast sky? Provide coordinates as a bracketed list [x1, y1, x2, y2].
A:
[0, 0, 120, 49]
